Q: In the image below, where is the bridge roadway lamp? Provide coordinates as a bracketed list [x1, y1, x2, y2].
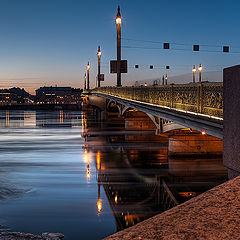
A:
[84, 74, 87, 90]
[97, 46, 102, 88]
[87, 62, 90, 90]
[198, 64, 203, 82]
[165, 74, 168, 85]
[192, 65, 196, 83]
[162, 75, 165, 85]
[116, 5, 122, 87]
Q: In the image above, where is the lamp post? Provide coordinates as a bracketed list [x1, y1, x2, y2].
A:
[198, 64, 202, 82]
[116, 6, 122, 87]
[97, 46, 102, 88]
[165, 74, 168, 85]
[84, 73, 86, 90]
[192, 65, 196, 83]
[87, 62, 90, 90]
[162, 75, 165, 85]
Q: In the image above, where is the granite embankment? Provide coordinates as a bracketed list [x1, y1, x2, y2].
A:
[0, 232, 64, 240]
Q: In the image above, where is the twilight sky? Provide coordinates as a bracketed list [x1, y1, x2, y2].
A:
[0, 0, 240, 94]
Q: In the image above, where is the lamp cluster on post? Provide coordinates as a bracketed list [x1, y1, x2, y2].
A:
[198, 64, 202, 82]
[116, 6, 122, 87]
[84, 74, 87, 90]
[83, 47, 103, 91]
[192, 64, 203, 83]
[87, 62, 90, 90]
[97, 46, 102, 88]
[192, 65, 196, 83]
[161, 75, 168, 85]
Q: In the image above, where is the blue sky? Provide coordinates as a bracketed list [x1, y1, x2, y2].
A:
[0, 0, 239, 93]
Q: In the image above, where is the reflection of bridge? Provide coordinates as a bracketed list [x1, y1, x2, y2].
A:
[90, 83, 223, 138]
[81, 117, 226, 231]
[93, 138, 226, 231]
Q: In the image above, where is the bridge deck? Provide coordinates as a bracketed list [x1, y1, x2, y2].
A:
[92, 87, 223, 138]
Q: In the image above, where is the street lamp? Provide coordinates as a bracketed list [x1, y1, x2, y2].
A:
[97, 46, 102, 88]
[162, 75, 165, 85]
[165, 74, 168, 85]
[198, 64, 202, 82]
[192, 65, 196, 83]
[87, 62, 90, 90]
[84, 73, 87, 90]
[116, 6, 122, 87]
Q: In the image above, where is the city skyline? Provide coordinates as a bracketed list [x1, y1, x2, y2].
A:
[1, 0, 240, 94]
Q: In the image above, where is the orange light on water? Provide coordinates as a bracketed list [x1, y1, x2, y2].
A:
[84, 150, 90, 163]
[97, 151, 101, 170]
[97, 199, 102, 213]
[59, 110, 63, 124]
[179, 192, 197, 198]
[115, 195, 118, 204]
[201, 131, 206, 135]
[5, 111, 9, 127]
[87, 164, 90, 179]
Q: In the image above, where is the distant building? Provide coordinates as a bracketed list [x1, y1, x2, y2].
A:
[8, 87, 34, 104]
[35, 87, 82, 104]
[0, 89, 18, 105]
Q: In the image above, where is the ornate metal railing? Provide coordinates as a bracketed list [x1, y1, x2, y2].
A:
[92, 83, 223, 118]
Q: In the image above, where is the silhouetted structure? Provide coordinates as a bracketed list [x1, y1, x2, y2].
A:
[0, 90, 18, 105]
[35, 87, 82, 104]
[0, 88, 33, 105]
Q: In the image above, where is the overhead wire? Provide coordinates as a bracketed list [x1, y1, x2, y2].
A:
[121, 37, 240, 49]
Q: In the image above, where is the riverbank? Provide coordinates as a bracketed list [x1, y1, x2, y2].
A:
[0, 232, 64, 240]
[105, 176, 240, 240]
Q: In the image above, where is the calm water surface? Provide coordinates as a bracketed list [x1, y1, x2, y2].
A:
[0, 110, 227, 240]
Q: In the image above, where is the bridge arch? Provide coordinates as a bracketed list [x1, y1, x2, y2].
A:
[107, 100, 121, 114]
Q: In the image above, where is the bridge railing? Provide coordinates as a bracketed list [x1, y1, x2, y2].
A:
[92, 83, 223, 118]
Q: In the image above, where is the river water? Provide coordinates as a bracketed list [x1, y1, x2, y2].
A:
[0, 111, 227, 240]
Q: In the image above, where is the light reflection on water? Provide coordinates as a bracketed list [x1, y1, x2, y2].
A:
[0, 110, 227, 239]
[0, 111, 115, 240]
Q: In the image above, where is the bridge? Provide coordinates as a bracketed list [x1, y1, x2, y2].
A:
[90, 82, 223, 139]
[83, 65, 240, 178]
[83, 65, 240, 239]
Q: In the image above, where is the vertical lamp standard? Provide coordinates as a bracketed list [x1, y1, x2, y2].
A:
[116, 6, 122, 87]
[165, 74, 168, 85]
[87, 62, 90, 90]
[84, 74, 87, 90]
[192, 65, 196, 83]
[97, 46, 102, 88]
[198, 64, 202, 82]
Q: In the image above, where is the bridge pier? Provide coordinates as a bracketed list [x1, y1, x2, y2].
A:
[223, 65, 240, 178]
[125, 111, 156, 131]
[168, 133, 222, 156]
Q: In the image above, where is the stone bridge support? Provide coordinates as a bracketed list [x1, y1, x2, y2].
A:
[223, 65, 240, 178]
